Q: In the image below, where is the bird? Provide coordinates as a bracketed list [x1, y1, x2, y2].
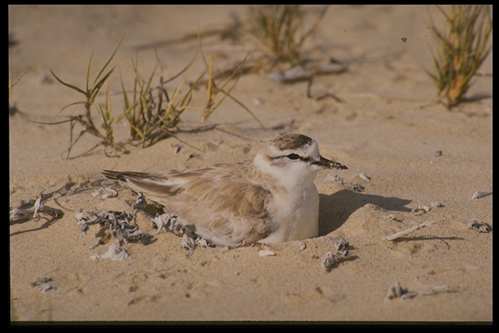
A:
[102, 133, 347, 248]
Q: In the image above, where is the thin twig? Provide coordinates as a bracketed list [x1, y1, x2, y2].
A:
[383, 221, 437, 241]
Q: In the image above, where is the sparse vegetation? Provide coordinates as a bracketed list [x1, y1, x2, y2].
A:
[50, 35, 125, 159]
[9, 65, 31, 116]
[50, 35, 259, 159]
[426, 5, 492, 109]
[248, 5, 327, 69]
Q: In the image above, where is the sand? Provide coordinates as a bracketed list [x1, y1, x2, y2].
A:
[9, 5, 492, 322]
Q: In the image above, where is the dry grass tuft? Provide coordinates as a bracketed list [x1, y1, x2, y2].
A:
[48, 34, 259, 158]
[248, 5, 327, 69]
[426, 5, 492, 109]
[50, 35, 125, 159]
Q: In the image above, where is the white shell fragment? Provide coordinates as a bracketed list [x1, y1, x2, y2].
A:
[150, 213, 178, 235]
[258, 248, 276, 257]
[32, 197, 44, 222]
[325, 174, 365, 192]
[91, 187, 118, 200]
[31, 277, 56, 293]
[181, 231, 196, 257]
[467, 217, 491, 233]
[132, 192, 147, 211]
[268, 62, 346, 83]
[10, 197, 62, 222]
[471, 191, 492, 200]
[91, 244, 131, 261]
[325, 173, 343, 184]
[411, 205, 431, 214]
[356, 173, 371, 182]
[385, 282, 455, 302]
[430, 201, 445, 208]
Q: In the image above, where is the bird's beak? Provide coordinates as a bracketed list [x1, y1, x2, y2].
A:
[313, 156, 348, 170]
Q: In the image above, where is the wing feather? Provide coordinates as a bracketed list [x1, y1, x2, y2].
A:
[102, 165, 278, 246]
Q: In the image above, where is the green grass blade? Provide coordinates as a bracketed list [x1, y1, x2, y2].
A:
[50, 69, 86, 95]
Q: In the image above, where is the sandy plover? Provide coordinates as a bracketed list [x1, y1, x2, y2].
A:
[102, 133, 347, 248]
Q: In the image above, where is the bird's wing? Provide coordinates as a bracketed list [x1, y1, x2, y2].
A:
[102, 166, 279, 246]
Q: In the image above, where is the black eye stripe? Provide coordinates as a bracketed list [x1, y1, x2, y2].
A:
[272, 154, 313, 163]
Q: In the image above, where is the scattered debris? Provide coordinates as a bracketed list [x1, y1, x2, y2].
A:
[325, 173, 344, 184]
[91, 244, 131, 261]
[386, 214, 403, 222]
[172, 144, 182, 154]
[333, 237, 349, 252]
[181, 229, 197, 257]
[433, 150, 442, 157]
[259, 247, 276, 257]
[10, 197, 63, 222]
[321, 237, 352, 272]
[31, 277, 56, 293]
[77, 208, 153, 247]
[325, 174, 365, 192]
[268, 61, 346, 83]
[299, 242, 307, 251]
[383, 221, 437, 241]
[385, 282, 456, 302]
[471, 190, 492, 200]
[430, 201, 445, 208]
[91, 187, 118, 199]
[150, 213, 178, 235]
[131, 192, 147, 212]
[385, 282, 417, 301]
[252, 97, 263, 106]
[350, 183, 365, 192]
[411, 205, 431, 214]
[467, 217, 491, 233]
[356, 173, 371, 182]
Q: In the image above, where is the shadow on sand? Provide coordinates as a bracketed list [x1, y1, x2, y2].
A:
[319, 189, 412, 236]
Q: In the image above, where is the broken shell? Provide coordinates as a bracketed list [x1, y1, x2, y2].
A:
[385, 282, 406, 300]
[357, 173, 371, 182]
[433, 150, 442, 157]
[31, 277, 52, 287]
[92, 244, 131, 261]
[181, 231, 196, 256]
[471, 191, 492, 200]
[351, 183, 365, 192]
[150, 213, 177, 235]
[39, 283, 56, 293]
[91, 187, 118, 200]
[258, 249, 276, 257]
[411, 205, 431, 214]
[325, 173, 344, 184]
[430, 201, 444, 208]
[32, 197, 44, 222]
[132, 192, 147, 211]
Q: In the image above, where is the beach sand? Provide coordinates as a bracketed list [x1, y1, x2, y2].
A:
[9, 5, 492, 322]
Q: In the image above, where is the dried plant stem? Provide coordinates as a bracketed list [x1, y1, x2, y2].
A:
[383, 221, 436, 241]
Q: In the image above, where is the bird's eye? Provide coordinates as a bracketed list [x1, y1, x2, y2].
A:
[287, 153, 300, 160]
